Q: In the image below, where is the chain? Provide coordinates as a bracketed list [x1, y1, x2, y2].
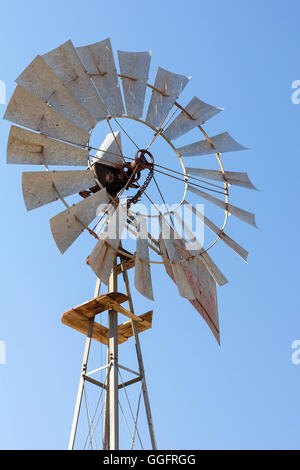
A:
[127, 165, 154, 208]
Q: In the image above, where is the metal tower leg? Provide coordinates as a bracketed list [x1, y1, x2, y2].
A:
[68, 278, 101, 450]
[67, 258, 156, 450]
[121, 261, 157, 450]
[107, 258, 119, 450]
[68, 317, 94, 450]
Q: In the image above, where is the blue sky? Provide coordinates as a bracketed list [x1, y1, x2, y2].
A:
[0, 0, 300, 450]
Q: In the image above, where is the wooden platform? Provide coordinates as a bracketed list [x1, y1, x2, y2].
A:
[61, 292, 153, 345]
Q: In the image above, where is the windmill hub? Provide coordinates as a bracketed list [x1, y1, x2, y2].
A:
[91, 147, 154, 200]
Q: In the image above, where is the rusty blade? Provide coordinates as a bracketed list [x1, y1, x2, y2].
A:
[7, 126, 89, 166]
[177, 131, 247, 156]
[159, 234, 220, 344]
[145, 67, 190, 128]
[22, 169, 95, 211]
[187, 184, 257, 228]
[163, 96, 222, 141]
[195, 250, 228, 287]
[4, 86, 90, 146]
[173, 210, 228, 286]
[50, 188, 110, 253]
[43, 40, 108, 122]
[117, 50, 151, 118]
[159, 218, 195, 299]
[77, 38, 125, 116]
[16, 55, 97, 132]
[186, 167, 257, 190]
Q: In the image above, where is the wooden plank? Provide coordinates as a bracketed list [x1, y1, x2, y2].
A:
[116, 257, 135, 275]
[61, 310, 109, 344]
[71, 292, 129, 317]
[118, 311, 153, 340]
[62, 295, 152, 345]
[106, 299, 144, 323]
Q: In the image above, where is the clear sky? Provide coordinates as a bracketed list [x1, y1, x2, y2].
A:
[0, 0, 300, 450]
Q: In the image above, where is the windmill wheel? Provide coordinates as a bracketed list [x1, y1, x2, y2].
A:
[4, 38, 257, 343]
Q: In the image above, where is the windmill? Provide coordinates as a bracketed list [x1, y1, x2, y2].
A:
[4, 38, 256, 450]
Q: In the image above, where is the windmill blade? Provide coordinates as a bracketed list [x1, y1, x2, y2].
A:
[22, 169, 95, 211]
[50, 188, 110, 253]
[186, 167, 257, 190]
[188, 184, 257, 228]
[186, 257, 220, 344]
[134, 235, 154, 301]
[173, 210, 228, 286]
[163, 96, 223, 141]
[177, 131, 247, 157]
[42, 40, 108, 122]
[195, 251, 228, 287]
[173, 210, 203, 251]
[88, 204, 127, 284]
[159, 218, 195, 299]
[159, 233, 220, 343]
[77, 38, 125, 116]
[145, 67, 190, 129]
[4, 86, 89, 146]
[91, 131, 123, 166]
[16, 55, 97, 132]
[184, 200, 248, 262]
[7, 126, 89, 166]
[117, 50, 151, 118]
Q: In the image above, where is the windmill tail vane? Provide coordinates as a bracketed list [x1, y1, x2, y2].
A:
[4, 37, 257, 450]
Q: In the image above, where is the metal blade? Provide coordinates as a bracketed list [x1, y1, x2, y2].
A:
[177, 131, 247, 156]
[7, 126, 89, 166]
[90, 131, 123, 166]
[163, 96, 222, 141]
[145, 67, 190, 129]
[4, 86, 90, 146]
[159, 217, 195, 299]
[187, 184, 257, 228]
[50, 188, 110, 253]
[184, 200, 248, 262]
[77, 38, 125, 116]
[88, 204, 127, 284]
[16, 55, 97, 132]
[134, 234, 154, 301]
[195, 250, 228, 287]
[43, 40, 108, 122]
[173, 210, 228, 286]
[22, 169, 95, 210]
[186, 167, 257, 190]
[159, 234, 220, 343]
[117, 50, 151, 118]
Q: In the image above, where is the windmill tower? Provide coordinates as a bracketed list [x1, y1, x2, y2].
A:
[4, 38, 256, 449]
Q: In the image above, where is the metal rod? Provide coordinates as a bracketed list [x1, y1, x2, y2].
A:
[121, 260, 157, 450]
[86, 364, 110, 377]
[118, 376, 142, 390]
[108, 257, 119, 450]
[102, 347, 110, 450]
[117, 363, 140, 377]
